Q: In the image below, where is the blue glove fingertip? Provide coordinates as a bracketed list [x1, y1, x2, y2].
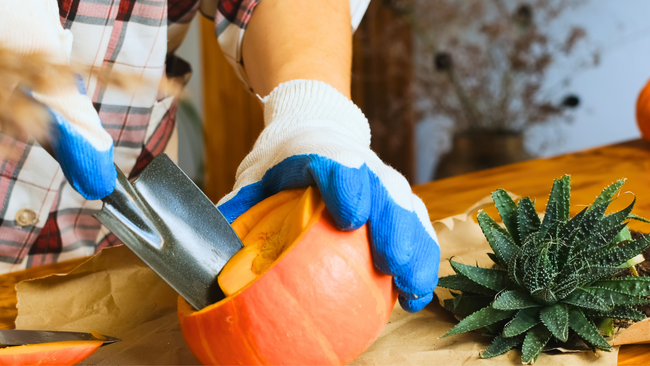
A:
[398, 292, 433, 313]
[310, 159, 371, 231]
[392, 232, 440, 298]
[367, 174, 419, 277]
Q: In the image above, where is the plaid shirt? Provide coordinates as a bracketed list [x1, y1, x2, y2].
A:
[0, 0, 370, 274]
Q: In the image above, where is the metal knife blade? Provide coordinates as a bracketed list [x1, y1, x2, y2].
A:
[0, 330, 120, 347]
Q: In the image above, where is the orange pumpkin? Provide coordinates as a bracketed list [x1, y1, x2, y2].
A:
[0, 340, 102, 365]
[178, 187, 397, 365]
[636, 78, 650, 141]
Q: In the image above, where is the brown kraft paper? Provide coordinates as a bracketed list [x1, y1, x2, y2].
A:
[15, 196, 644, 365]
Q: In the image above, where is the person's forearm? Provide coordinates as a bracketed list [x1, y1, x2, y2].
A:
[241, 0, 352, 98]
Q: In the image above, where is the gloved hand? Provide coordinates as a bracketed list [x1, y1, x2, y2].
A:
[0, 0, 116, 200]
[218, 80, 440, 312]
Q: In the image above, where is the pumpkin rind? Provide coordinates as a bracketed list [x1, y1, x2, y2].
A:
[0, 340, 102, 366]
[178, 195, 396, 365]
[636, 78, 650, 142]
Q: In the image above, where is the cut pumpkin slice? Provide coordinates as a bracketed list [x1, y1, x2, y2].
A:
[0, 340, 102, 366]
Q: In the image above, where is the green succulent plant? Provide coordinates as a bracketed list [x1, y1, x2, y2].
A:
[439, 175, 650, 364]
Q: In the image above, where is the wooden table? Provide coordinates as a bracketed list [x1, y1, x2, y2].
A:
[2, 139, 650, 365]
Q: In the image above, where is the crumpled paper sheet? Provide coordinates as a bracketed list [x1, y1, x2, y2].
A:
[14, 245, 199, 365]
[16, 245, 178, 337]
[13, 196, 633, 365]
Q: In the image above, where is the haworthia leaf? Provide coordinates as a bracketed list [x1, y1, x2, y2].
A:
[599, 197, 635, 233]
[599, 317, 615, 338]
[477, 211, 511, 267]
[442, 306, 516, 338]
[612, 227, 632, 246]
[443, 293, 493, 317]
[561, 288, 612, 311]
[480, 335, 525, 359]
[568, 308, 613, 351]
[540, 303, 569, 342]
[483, 320, 509, 337]
[492, 229, 519, 265]
[547, 175, 571, 222]
[517, 197, 541, 243]
[503, 308, 541, 337]
[492, 189, 521, 245]
[532, 246, 555, 292]
[577, 201, 610, 242]
[438, 274, 497, 297]
[591, 235, 650, 267]
[539, 201, 558, 238]
[507, 248, 523, 287]
[559, 206, 588, 242]
[587, 288, 650, 306]
[449, 260, 512, 291]
[521, 324, 553, 365]
[551, 274, 578, 300]
[591, 276, 650, 297]
[628, 213, 650, 223]
[572, 196, 634, 254]
[590, 179, 625, 210]
[486, 252, 500, 266]
[531, 287, 558, 305]
[492, 289, 541, 310]
[574, 266, 626, 285]
[570, 223, 628, 260]
[585, 306, 646, 322]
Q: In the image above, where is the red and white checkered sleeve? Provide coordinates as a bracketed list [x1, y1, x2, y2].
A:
[203, 0, 371, 93]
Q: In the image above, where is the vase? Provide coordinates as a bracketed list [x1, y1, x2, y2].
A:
[433, 131, 533, 180]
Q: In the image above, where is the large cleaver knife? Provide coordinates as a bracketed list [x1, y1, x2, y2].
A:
[93, 153, 243, 311]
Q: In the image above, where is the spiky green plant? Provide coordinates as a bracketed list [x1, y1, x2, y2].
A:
[439, 175, 650, 364]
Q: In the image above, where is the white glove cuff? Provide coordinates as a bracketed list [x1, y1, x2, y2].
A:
[261, 80, 371, 148]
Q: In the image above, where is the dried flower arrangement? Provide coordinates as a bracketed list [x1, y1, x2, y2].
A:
[438, 175, 650, 364]
[381, 0, 602, 179]
[391, 0, 598, 136]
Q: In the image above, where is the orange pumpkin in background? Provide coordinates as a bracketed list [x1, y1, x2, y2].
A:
[636, 78, 650, 141]
[178, 187, 397, 365]
[0, 340, 102, 365]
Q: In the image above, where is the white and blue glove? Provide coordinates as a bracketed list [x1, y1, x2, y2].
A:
[1, 0, 116, 200]
[218, 80, 440, 312]
[40, 78, 116, 200]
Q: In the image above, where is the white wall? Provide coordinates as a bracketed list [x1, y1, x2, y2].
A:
[415, 0, 650, 184]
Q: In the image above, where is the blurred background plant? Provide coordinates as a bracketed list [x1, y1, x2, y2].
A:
[384, 0, 600, 179]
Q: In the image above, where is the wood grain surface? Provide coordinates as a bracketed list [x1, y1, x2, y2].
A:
[1, 139, 649, 364]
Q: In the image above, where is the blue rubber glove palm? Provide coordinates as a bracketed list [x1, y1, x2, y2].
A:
[218, 80, 440, 312]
